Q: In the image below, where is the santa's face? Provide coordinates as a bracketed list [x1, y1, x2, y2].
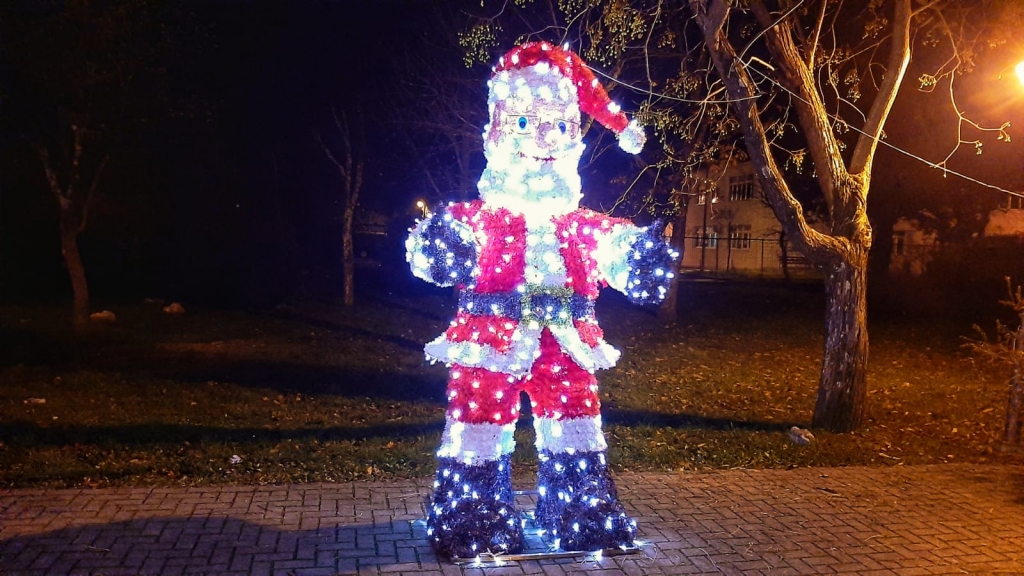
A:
[478, 63, 584, 221]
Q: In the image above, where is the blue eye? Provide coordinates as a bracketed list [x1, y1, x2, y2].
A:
[517, 116, 528, 129]
[558, 121, 567, 134]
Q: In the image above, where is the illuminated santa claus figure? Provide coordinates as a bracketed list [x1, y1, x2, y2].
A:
[407, 41, 677, 558]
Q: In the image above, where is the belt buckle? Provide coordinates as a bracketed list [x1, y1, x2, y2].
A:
[521, 287, 573, 326]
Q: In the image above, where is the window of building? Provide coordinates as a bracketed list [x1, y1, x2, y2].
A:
[695, 228, 718, 248]
[729, 225, 751, 250]
[728, 173, 755, 201]
[892, 231, 905, 256]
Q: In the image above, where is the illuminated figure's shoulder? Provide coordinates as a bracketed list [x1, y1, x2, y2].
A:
[447, 200, 485, 221]
[563, 208, 629, 231]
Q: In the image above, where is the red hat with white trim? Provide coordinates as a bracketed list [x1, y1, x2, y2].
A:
[493, 41, 646, 154]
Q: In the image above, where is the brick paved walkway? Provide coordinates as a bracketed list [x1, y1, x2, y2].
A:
[1, 463, 1021, 575]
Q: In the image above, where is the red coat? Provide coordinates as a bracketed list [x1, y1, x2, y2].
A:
[423, 200, 631, 376]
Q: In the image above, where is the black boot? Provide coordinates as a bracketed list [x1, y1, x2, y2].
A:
[535, 450, 637, 551]
[426, 455, 524, 558]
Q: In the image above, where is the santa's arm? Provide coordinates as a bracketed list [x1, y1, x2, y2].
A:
[405, 207, 478, 287]
[594, 221, 679, 306]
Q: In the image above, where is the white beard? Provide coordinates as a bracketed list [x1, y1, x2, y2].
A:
[477, 140, 584, 225]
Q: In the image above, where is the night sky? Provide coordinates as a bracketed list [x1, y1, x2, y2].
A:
[0, 0, 475, 305]
[0, 0, 1021, 309]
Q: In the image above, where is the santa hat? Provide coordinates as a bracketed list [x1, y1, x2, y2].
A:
[493, 41, 646, 155]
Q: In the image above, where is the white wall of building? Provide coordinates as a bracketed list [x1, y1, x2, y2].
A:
[889, 217, 938, 277]
[679, 162, 818, 277]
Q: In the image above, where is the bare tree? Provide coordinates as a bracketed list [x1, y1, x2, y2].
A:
[35, 127, 109, 325]
[1, 0, 184, 325]
[690, 0, 909, 431]
[391, 13, 488, 205]
[315, 107, 365, 307]
[689, 0, 1011, 431]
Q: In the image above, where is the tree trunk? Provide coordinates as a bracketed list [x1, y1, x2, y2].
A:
[778, 230, 791, 283]
[314, 107, 363, 307]
[1003, 320, 1024, 448]
[659, 206, 689, 323]
[342, 202, 355, 307]
[813, 253, 869, 432]
[725, 223, 732, 272]
[38, 137, 104, 328]
[60, 218, 90, 327]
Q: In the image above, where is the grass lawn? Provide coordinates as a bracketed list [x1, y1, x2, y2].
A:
[1, 280, 1020, 488]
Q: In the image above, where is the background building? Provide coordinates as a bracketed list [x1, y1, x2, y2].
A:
[679, 161, 821, 278]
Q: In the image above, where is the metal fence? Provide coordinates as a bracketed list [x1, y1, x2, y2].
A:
[679, 235, 821, 278]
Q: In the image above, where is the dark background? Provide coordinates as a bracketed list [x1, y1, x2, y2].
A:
[1, 0, 1022, 317]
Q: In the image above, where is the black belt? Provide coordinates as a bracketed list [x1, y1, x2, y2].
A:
[459, 289, 594, 325]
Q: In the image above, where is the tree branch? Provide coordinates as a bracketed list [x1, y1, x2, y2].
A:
[806, 0, 828, 70]
[331, 107, 353, 152]
[697, 0, 730, 47]
[749, 0, 847, 211]
[79, 153, 110, 234]
[314, 130, 346, 173]
[352, 158, 363, 211]
[690, 0, 841, 261]
[70, 125, 84, 200]
[849, 0, 912, 175]
[35, 144, 66, 207]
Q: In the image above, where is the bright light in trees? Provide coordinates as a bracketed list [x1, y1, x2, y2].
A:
[1014, 61, 1024, 88]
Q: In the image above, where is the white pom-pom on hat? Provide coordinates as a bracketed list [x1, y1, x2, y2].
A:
[617, 119, 646, 155]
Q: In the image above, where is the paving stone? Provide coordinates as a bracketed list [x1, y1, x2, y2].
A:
[0, 463, 1021, 575]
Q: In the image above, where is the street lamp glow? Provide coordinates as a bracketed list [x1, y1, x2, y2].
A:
[415, 200, 428, 218]
[1014, 61, 1024, 88]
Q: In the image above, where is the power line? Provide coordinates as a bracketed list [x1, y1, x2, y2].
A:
[743, 62, 1024, 199]
[591, 54, 1024, 199]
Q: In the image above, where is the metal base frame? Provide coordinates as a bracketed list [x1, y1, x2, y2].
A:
[451, 545, 641, 566]
[445, 490, 641, 566]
